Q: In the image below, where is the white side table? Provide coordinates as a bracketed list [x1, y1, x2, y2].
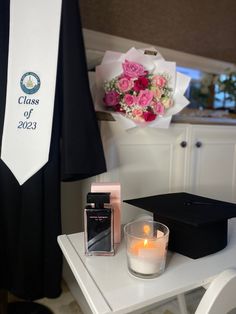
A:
[58, 218, 236, 314]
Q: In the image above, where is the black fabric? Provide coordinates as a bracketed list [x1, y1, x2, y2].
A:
[0, 0, 106, 300]
[7, 302, 53, 314]
[60, 0, 106, 181]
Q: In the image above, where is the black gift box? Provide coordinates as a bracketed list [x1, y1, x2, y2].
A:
[124, 192, 236, 259]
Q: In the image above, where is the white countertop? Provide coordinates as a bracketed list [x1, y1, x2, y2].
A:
[172, 108, 236, 125]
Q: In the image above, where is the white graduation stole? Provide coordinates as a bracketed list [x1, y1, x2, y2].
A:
[1, 0, 62, 185]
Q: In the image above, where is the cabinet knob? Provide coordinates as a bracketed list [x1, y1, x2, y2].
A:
[195, 141, 202, 148]
[180, 141, 187, 148]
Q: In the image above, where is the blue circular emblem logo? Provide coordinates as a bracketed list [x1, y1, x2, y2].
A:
[20, 72, 40, 94]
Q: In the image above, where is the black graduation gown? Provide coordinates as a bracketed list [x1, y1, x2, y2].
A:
[0, 0, 106, 300]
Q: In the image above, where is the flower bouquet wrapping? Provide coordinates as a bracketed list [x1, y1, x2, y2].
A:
[95, 47, 191, 129]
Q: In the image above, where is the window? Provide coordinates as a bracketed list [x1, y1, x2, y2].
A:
[177, 66, 236, 111]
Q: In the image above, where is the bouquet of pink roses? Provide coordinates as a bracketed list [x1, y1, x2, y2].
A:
[95, 47, 191, 129]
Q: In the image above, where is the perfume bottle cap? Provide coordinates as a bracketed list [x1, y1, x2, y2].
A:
[87, 192, 110, 208]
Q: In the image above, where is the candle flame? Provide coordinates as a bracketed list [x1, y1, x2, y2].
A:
[144, 239, 148, 247]
[143, 224, 150, 235]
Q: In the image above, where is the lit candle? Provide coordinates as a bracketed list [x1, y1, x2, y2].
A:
[126, 223, 167, 276]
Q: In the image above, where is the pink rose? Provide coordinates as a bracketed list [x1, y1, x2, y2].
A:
[132, 108, 143, 117]
[103, 91, 120, 106]
[124, 94, 136, 106]
[133, 76, 149, 91]
[152, 75, 167, 88]
[132, 108, 144, 121]
[122, 60, 145, 78]
[137, 89, 154, 107]
[143, 112, 157, 122]
[116, 77, 134, 92]
[153, 101, 165, 115]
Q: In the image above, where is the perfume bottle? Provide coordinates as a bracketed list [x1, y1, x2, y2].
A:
[91, 182, 121, 244]
[84, 192, 114, 256]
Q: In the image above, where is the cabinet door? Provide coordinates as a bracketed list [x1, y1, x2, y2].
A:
[99, 121, 188, 223]
[188, 125, 236, 202]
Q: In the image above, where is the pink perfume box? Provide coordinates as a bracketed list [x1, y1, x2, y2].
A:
[91, 182, 121, 244]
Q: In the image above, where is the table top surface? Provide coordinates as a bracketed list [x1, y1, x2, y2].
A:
[58, 218, 236, 314]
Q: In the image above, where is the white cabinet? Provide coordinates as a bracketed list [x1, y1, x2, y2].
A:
[187, 125, 236, 203]
[83, 122, 236, 223]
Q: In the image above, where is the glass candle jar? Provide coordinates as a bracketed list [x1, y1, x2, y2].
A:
[124, 220, 169, 279]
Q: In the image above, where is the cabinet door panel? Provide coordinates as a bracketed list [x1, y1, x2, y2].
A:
[189, 126, 236, 202]
[119, 143, 172, 196]
[119, 143, 174, 222]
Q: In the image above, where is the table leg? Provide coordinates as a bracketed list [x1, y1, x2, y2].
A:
[177, 293, 188, 314]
